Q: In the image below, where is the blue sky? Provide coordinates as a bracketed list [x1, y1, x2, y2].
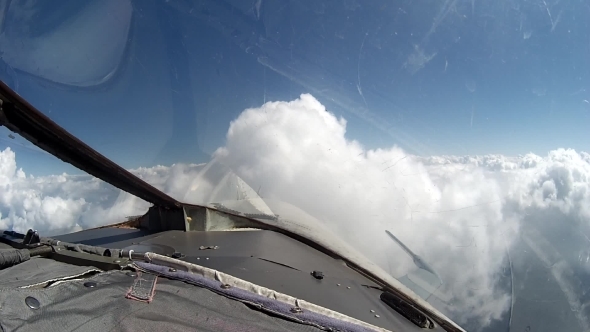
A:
[0, 0, 588, 176]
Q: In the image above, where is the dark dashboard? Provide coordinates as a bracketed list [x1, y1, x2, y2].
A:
[54, 226, 446, 331]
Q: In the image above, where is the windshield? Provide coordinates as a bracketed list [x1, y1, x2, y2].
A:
[1, 1, 589, 331]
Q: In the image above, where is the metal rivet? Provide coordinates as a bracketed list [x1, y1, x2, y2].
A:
[290, 307, 303, 313]
[196, 257, 200, 260]
[375, 314, 380, 318]
[206, 257, 209, 260]
[311, 270, 324, 280]
[220, 284, 231, 289]
[114, 259, 121, 263]
[346, 286, 351, 289]
[336, 283, 341, 286]
[169, 268, 177, 272]
[126, 272, 137, 277]
[25, 296, 40, 309]
[199, 246, 206, 250]
[84, 281, 97, 288]
[370, 310, 375, 313]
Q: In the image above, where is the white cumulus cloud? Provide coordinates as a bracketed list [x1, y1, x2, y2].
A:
[1, 93, 589, 329]
[211, 94, 590, 328]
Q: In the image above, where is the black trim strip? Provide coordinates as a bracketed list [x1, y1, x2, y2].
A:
[0, 80, 180, 209]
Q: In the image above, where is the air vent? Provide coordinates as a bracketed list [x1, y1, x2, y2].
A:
[380, 291, 434, 329]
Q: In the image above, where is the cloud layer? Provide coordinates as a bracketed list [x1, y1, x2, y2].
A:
[1, 94, 589, 329]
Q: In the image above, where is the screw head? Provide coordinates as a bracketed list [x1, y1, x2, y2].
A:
[220, 284, 231, 289]
[84, 281, 97, 288]
[290, 307, 303, 314]
[25, 296, 40, 309]
[168, 268, 177, 272]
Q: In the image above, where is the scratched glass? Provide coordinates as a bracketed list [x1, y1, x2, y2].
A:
[1, 1, 589, 331]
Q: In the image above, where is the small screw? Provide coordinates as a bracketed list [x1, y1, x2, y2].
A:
[336, 283, 341, 286]
[370, 310, 375, 313]
[220, 284, 231, 289]
[375, 314, 380, 318]
[169, 268, 177, 272]
[25, 296, 40, 309]
[290, 307, 303, 313]
[346, 286, 351, 289]
[206, 257, 209, 260]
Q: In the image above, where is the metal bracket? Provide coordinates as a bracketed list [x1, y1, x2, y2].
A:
[23, 229, 40, 245]
[199, 245, 219, 250]
[50, 249, 129, 271]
